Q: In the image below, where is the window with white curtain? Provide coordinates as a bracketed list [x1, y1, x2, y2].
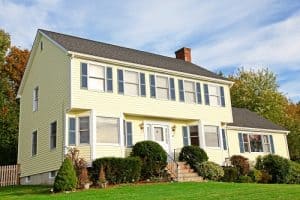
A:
[204, 125, 220, 147]
[96, 117, 119, 144]
[156, 76, 169, 99]
[208, 85, 220, 106]
[184, 81, 196, 103]
[124, 70, 139, 96]
[89, 64, 105, 91]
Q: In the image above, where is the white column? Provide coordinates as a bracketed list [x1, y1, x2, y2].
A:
[91, 110, 96, 161]
[64, 112, 69, 156]
[119, 113, 125, 157]
[199, 120, 206, 149]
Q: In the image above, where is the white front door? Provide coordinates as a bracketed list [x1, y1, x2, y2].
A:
[145, 123, 171, 154]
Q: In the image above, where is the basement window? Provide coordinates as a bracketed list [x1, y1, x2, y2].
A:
[25, 176, 31, 183]
[49, 171, 57, 179]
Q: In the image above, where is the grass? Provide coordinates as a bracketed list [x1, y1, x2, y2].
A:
[0, 182, 300, 200]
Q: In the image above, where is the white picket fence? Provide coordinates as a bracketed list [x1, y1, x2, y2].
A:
[0, 165, 20, 187]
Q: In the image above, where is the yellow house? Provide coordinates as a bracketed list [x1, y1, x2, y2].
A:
[17, 30, 289, 185]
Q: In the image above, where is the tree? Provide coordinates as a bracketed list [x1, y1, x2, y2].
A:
[3, 46, 29, 93]
[0, 29, 10, 67]
[229, 67, 300, 162]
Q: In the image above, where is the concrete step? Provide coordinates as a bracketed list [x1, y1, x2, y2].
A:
[178, 176, 204, 182]
[178, 168, 194, 173]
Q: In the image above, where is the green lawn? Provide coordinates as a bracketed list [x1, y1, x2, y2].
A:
[1, 182, 300, 200]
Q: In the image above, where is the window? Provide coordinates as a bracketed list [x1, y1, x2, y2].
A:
[49, 171, 57, 179]
[25, 176, 31, 183]
[204, 84, 226, 107]
[79, 117, 89, 144]
[204, 126, 220, 147]
[240, 133, 265, 153]
[50, 121, 57, 149]
[189, 126, 199, 146]
[124, 121, 133, 147]
[154, 127, 164, 141]
[242, 134, 250, 152]
[96, 117, 119, 144]
[33, 87, 39, 111]
[80, 63, 112, 92]
[124, 70, 139, 96]
[89, 64, 105, 91]
[184, 81, 196, 103]
[156, 76, 169, 100]
[69, 118, 76, 145]
[250, 135, 263, 152]
[263, 135, 271, 153]
[32, 131, 37, 156]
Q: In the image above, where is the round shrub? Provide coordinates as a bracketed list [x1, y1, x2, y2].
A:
[287, 161, 300, 184]
[179, 146, 208, 169]
[230, 155, 250, 176]
[259, 154, 290, 183]
[53, 157, 77, 192]
[130, 141, 167, 180]
[222, 166, 238, 182]
[239, 175, 253, 183]
[196, 161, 224, 181]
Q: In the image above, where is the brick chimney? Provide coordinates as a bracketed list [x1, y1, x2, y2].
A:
[175, 47, 191, 62]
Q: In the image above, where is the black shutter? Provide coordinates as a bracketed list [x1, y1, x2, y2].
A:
[238, 133, 245, 153]
[204, 84, 209, 105]
[178, 80, 185, 102]
[150, 75, 156, 98]
[196, 83, 202, 104]
[80, 63, 88, 88]
[117, 69, 124, 94]
[140, 73, 146, 97]
[220, 86, 225, 107]
[106, 67, 113, 92]
[169, 78, 176, 100]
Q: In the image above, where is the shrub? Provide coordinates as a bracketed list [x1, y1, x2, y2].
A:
[78, 167, 90, 188]
[239, 175, 252, 183]
[91, 157, 141, 184]
[179, 146, 208, 170]
[255, 156, 263, 170]
[196, 161, 224, 181]
[130, 141, 167, 180]
[260, 170, 272, 183]
[258, 154, 290, 183]
[53, 157, 77, 192]
[287, 161, 300, 184]
[222, 167, 238, 182]
[230, 155, 250, 176]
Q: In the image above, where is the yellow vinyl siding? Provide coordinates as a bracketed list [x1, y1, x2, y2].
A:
[18, 35, 70, 177]
[70, 58, 233, 123]
[226, 128, 289, 162]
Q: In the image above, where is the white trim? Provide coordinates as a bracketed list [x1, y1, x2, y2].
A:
[227, 125, 289, 134]
[91, 109, 96, 160]
[70, 51, 234, 86]
[202, 122, 222, 149]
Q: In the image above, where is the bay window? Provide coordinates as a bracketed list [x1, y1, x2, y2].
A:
[96, 117, 119, 144]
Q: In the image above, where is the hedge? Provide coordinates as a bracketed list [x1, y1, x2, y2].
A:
[91, 157, 141, 184]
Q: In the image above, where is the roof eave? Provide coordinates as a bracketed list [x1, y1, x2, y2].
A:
[227, 125, 289, 134]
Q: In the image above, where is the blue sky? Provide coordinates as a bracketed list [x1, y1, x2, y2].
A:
[1, 0, 300, 102]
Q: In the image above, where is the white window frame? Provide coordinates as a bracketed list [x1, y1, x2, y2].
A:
[242, 133, 267, 153]
[155, 75, 170, 100]
[124, 70, 140, 96]
[263, 135, 271, 153]
[49, 171, 57, 179]
[87, 63, 106, 92]
[208, 84, 221, 106]
[33, 86, 39, 112]
[204, 125, 221, 148]
[96, 116, 120, 146]
[79, 116, 90, 145]
[183, 80, 196, 104]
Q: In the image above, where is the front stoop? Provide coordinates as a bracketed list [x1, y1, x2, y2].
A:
[166, 162, 204, 182]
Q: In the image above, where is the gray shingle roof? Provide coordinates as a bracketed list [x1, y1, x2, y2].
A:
[39, 29, 228, 81]
[229, 107, 286, 131]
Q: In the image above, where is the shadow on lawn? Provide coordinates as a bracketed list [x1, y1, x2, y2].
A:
[0, 185, 51, 197]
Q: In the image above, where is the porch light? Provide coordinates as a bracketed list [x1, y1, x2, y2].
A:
[171, 125, 176, 132]
[139, 123, 144, 130]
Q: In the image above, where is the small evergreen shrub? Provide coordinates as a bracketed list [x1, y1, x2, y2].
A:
[222, 167, 238, 182]
[239, 175, 253, 183]
[53, 157, 77, 192]
[130, 141, 167, 180]
[230, 155, 250, 176]
[257, 154, 290, 183]
[259, 170, 272, 183]
[287, 161, 300, 184]
[196, 161, 224, 181]
[179, 146, 208, 170]
[91, 157, 141, 184]
[255, 156, 263, 170]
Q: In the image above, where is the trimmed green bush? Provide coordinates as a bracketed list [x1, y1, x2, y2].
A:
[230, 155, 250, 176]
[222, 167, 238, 182]
[239, 175, 253, 183]
[257, 154, 290, 183]
[53, 157, 77, 192]
[196, 161, 224, 181]
[179, 146, 208, 170]
[130, 141, 167, 180]
[287, 161, 300, 184]
[91, 157, 141, 184]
